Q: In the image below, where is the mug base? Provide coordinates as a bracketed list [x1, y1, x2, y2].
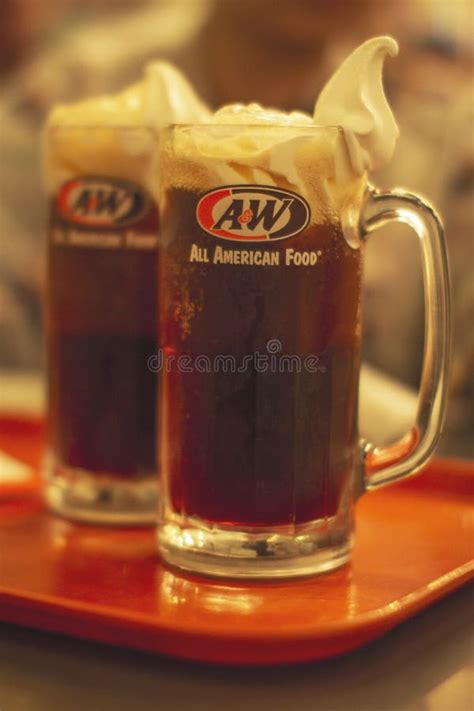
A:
[44, 458, 159, 526]
[158, 514, 353, 579]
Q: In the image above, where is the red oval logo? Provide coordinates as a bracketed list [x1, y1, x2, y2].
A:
[196, 185, 310, 242]
[56, 177, 149, 229]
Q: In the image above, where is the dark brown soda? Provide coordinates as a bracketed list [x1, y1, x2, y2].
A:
[160, 188, 362, 526]
[47, 228, 157, 478]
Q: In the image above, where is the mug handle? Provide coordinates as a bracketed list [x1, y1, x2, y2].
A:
[358, 187, 451, 490]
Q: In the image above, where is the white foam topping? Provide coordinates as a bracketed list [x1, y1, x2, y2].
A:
[211, 103, 313, 127]
[45, 62, 210, 192]
[170, 36, 399, 192]
[314, 36, 399, 174]
[48, 61, 211, 128]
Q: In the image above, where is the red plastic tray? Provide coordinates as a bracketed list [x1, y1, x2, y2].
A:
[0, 415, 473, 665]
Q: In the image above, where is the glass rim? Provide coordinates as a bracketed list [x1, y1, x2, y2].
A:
[47, 124, 157, 132]
[47, 123, 343, 133]
[165, 123, 343, 132]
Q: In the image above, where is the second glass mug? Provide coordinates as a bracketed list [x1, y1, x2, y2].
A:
[156, 124, 450, 579]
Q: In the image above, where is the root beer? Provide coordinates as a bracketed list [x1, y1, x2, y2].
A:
[47, 172, 158, 481]
[159, 127, 364, 526]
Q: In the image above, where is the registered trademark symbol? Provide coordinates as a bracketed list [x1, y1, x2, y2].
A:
[317, 250, 322, 256]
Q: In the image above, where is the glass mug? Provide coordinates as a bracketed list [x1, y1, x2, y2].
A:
[156, 124, 450, 578]
[44, 125, 160, 524]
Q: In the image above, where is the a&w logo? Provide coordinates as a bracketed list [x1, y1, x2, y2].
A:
[57, 177, 148, 228]
[196, 185, 310, 242]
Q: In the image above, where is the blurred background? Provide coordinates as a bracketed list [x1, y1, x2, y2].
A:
[0, 0, 472, 455]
